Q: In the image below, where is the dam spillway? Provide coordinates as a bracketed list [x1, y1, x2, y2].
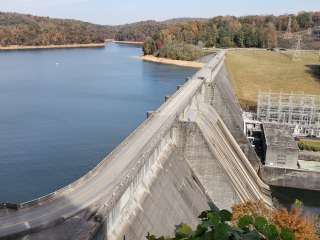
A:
[0, 52, 271, 240]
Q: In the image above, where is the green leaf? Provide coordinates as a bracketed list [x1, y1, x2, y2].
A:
[229, 229, 243, 240]
[242, 230, 262, 240]
[208, 212, 221, 227]
[280, 228, 295, 240]
[192, 224, 207, 237]
[293, 199, 303, 209]
[146, 233, 157, 240]
[146, 233, 169, 240]
[201, 220, 212, 229]
[254, 216, 268, 233]
[219, 210, 232, 222]
[264, 224, 279, 240]
[175, 224, 192, 238]
[214, 223, 230, 240]
[238, 215, 254, 230]
[203, 230, 214, 240]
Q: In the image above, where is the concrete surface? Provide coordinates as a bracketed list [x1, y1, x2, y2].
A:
[211, 66, 262, 172]
[299, 160, 320, 171]
[182, 122, 239, 210]
[261, 166, 320, 191]
[299, 150, 320, 162]
[262, 123, 299, 169]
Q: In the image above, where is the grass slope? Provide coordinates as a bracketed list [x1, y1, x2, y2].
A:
[299, 139, 320, 152]
[225, 50, 320, 110]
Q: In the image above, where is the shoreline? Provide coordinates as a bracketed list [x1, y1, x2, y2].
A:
[112, 40, 144, 45]
[0, 43, 106, 51]
[140, 55, 205, 68]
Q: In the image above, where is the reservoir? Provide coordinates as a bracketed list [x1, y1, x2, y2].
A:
[0, 43, 196, 202]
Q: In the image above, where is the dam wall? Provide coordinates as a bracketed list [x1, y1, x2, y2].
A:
[0, 52, 271, 240]
[182, 122, 240, 209]
[211, 66, 262, 171]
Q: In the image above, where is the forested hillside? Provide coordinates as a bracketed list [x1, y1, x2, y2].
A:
[0, 12, 115, 46]
[143, 12, 320, 59]
[0, 11, 319, 50]
[114, 21, 165, 42]
[0, 12, 207, 47]
[113, 18, 210, 42]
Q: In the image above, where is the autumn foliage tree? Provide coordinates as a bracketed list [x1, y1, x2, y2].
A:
[147, 201, 319, 240]
[142, 11, 320, 60]
[232, 201, 319, 240]
[0, 12, 115, 46]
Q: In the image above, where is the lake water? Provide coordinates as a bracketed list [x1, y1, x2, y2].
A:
[0, 43, 196, 203]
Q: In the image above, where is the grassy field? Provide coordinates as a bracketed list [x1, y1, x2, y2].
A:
[225, 50, 320, 110]
[298, 139, 320, 152]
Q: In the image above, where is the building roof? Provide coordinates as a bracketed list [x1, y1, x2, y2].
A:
[263, 123, 299, 150]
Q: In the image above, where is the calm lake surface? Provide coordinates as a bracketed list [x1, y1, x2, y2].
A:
[0, 43, 196, 202]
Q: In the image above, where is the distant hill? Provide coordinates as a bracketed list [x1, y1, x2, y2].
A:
[0, 12, 115, 46]
[162, 18, 209, 25]
[0, 11, 319, 49]
[0, 12, 212, 46]
[0, 12, 214, 46]
[114, 20, 166, 42]
[113, 18, 211, 42]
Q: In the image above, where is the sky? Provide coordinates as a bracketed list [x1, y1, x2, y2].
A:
[0, 0, 319, 25]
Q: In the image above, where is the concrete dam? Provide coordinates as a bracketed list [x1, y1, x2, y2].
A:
[0, 52, 272, 240]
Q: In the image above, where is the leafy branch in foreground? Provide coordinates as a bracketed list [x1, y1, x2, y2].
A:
[146, 201, 319, 240]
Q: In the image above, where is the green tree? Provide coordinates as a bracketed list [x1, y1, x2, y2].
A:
[297, 12, 313, 29]
[264, 23, 278, 48]
[143, 37, 156, 55]
[200, 22, 218, 47]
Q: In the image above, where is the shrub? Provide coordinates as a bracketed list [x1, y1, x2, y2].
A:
[156, 40, 204, 61]
[143, 37, 156, 55]
[298, 140, 320, 152]
[232, 201, 319, 240]
[232, 200, 271, 223]
[273, 208, 318, 240]
[147, 201, 319, 240]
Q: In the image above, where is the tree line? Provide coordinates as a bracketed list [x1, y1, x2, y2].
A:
[0, 12, 115, 46]
[143, 11, 320, 58]
[114, 20, 165, 42]
[0, 11, 319, 49]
